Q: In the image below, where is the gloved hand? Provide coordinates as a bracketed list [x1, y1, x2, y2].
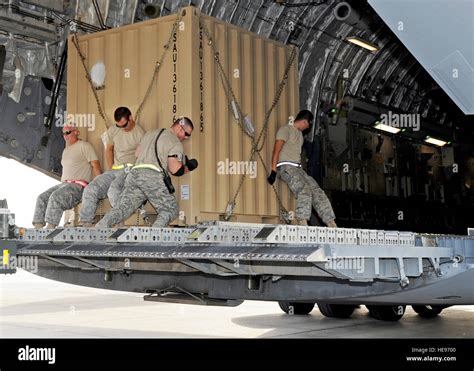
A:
[185, 156, 198, 171]
[267, 170, 277, 185]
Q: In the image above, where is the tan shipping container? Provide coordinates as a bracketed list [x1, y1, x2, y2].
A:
[67, 6, 299, 225]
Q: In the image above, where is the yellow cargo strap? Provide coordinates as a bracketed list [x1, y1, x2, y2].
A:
[112, 163, 134, 170]
[132, 164, 162, 172]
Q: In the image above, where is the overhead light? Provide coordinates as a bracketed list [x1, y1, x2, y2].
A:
[374, 121, 401, 134]
[346, 36, 378, 52]
[425, 136, 448, 147]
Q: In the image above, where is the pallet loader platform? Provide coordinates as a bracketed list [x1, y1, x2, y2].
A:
[2, 220, 473, 322]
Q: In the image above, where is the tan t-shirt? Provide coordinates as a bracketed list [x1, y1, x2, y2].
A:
[61, 140, 99, 182]
[106, 124, 145, 166]
[276, 125, 303, 163]
[136, 128, 184, 171]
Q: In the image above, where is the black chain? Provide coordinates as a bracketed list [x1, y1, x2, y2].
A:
[71, 33, 111, 129]
[71, 8, 185, 129]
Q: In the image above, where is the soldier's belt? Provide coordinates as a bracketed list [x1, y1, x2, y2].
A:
[132, 164, 162, 172]
[64, 179, 89, 188]
[112, 163, 134, 170]
[277, 161, 302, 168]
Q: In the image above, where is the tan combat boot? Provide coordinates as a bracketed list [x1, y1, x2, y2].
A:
[326, 220, 337, 228]
[33, 223, 45, 229]
[46, 223, 57, 229]
[79, 222, 94, 228]
[297, 219, 308, 226]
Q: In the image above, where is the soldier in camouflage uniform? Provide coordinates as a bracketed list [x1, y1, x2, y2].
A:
[32, 125, 101, 229]
[78, 107, 144, 226]
[96, 117, 198, 228]
[267, 110, 337, 227]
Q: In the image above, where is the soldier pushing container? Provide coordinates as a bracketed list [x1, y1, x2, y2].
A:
[96, 117, 198, 228]
[268, 110, 337, 227]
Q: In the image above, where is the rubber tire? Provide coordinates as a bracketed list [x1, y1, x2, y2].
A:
[278, 301, 315, 315]
[412, 305, 445, 318]
[317, 303, 356, 318]
[366, 305, 406, 321]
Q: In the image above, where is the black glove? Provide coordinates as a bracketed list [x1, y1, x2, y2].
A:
[267, 170, 277, 185]
[185, 156, 198, 171]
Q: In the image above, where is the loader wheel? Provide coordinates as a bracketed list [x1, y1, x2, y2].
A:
[317, 303, 356, 319]
[412, 305, 446, 318]
[366, 305, 406, 321]
[278, 301, 315, 315]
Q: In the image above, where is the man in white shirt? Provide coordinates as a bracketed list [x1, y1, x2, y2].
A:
[32, 124, 101, 229]
[78, 107, 144, 226]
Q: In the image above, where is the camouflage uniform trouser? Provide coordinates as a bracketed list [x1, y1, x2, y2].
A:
[32, 183, 84, 226]
[277, 165, 336, 223]
[79, 170, 127, 223]
[95, 168, 178, 228]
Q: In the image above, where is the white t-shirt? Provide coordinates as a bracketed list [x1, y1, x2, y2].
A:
[61, 140, 98, 182]
[105, 124, 145, 166]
